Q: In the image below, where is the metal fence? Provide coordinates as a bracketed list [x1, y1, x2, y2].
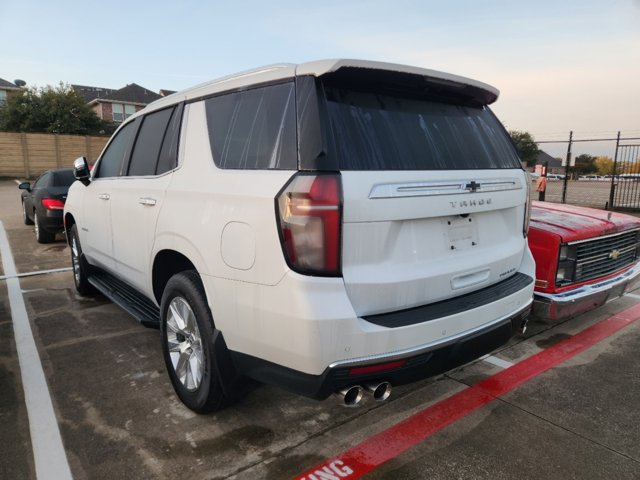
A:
[610, 144, 640, 210]
[533, 132, 640, 211]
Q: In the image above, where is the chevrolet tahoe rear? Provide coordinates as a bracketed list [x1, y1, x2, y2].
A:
[65, 60, 535, 412]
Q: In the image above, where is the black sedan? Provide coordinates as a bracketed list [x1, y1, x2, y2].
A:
[19, 168, 76, 243]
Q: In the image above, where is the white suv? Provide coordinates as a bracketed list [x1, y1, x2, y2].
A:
[64, 59, 535, 412]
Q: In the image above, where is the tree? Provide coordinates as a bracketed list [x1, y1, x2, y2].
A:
[509, 130, 540, 167]
[0, 83, 107, 135]
[629, 161, 640, 174]
[573, 154, 598, 176]
[594, 156, 614, 176]
[618, 160, 640, 174]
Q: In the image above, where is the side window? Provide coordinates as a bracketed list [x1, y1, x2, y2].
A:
[156, 103, 183, 175]
[34, 172, 50, 188]
[205, 82, 297, 169]
[95, 121, 137, 178]
[127, 107, 174, 177]
[51, 169, 76, 187]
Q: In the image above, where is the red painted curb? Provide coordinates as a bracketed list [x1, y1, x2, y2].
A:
[294, 303, 640, 480]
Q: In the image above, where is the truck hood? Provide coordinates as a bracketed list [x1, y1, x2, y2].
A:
[530, 201, 640, 243]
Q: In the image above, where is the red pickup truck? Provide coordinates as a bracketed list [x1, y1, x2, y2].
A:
[529, 201, 640, 320]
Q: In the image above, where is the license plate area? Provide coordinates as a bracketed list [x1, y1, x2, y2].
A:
[446, 215, 478, 251]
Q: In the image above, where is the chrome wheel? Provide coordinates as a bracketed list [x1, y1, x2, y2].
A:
[34, 212, 40, 239]
[68, 225, 94, 296]
[166, 297, 204, 391]
[71, 235, 81, 286]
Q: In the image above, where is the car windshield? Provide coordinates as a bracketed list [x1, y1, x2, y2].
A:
[51, 170, 76, 187]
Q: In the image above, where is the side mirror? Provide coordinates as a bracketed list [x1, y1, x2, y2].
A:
[18, 182, 31, 191]
[73, 156, 91, 186]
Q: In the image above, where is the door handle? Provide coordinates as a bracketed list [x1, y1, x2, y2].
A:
[138, 197, 157, 206]
[98, 194, 110, 200]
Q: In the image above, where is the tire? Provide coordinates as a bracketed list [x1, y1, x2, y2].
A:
[69, 225, 96, 296]
[160, 270, 229, 413]
[22, 201, 34, 225]
[34, 211, 55, 243]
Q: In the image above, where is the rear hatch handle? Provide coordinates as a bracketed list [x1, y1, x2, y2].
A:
[451, 268, 491, 290]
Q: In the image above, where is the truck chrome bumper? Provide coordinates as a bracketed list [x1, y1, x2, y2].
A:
[533, 263, 640, 321]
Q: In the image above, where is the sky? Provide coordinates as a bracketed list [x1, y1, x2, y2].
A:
[1, 0, 639, 159]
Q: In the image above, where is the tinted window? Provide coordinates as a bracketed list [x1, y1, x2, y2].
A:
[128, 107, 174, 176]
[296, 76, 327, 170]
[96, 122, 137, 178]
[51, 170, 76, 187]
[34, 172, 50, 188]
[205, 82, 296, 170]
[323, 87, 521, 170]
[156, 103, 183, 175]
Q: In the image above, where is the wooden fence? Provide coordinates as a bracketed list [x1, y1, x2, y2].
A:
[0, 132, 109, 178]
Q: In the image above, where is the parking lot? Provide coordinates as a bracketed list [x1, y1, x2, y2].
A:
[531, 179, 612, 209]
[1, 178, 640, 479]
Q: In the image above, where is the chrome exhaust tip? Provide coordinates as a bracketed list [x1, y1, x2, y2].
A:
[365, 381, 392, 401]
[336, 385, 364, 407]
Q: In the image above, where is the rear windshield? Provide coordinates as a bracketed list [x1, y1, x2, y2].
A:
[51, 170, 76, 187]
[323, 87, 521, 170]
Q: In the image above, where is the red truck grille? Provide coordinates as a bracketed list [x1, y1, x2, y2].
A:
[572, 230, 640, 283]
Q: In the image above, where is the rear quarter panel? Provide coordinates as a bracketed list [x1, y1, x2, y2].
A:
[153, 101, 294, 287]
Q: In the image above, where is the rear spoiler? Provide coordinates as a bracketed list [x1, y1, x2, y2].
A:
[297, 59, 498, 106]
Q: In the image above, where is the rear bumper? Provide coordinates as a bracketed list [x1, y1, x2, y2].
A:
[231, 301, 532, 400]
[39, 208, 64, 232]
[533, 263, 640, 321]
[206, 269, 535, 376]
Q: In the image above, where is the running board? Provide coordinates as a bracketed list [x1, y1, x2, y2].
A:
[88, 272, 160, 328]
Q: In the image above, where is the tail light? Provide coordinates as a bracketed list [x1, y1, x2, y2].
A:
[41, 198, 65, 210]
[523, 175, 532, 237]
[276, 173, 342, 276]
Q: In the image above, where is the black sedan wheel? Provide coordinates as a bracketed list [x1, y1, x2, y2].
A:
[34, 211, 55, 243]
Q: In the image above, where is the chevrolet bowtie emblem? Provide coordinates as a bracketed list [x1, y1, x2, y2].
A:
[465, 181, 480, 193]
[609, 249, 621, 260]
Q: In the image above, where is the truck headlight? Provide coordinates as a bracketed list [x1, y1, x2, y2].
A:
[556, 262, 576, 285]
[556, 243, 577, 285]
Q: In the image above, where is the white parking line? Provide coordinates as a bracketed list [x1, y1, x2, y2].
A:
[480, 354, 515, 369]
[625, 293, 640, 300]
[0, 266, 73, 281]
[0, 221, 73, 480]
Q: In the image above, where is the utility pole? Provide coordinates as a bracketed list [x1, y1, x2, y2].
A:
[561, 131, 573, 204]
